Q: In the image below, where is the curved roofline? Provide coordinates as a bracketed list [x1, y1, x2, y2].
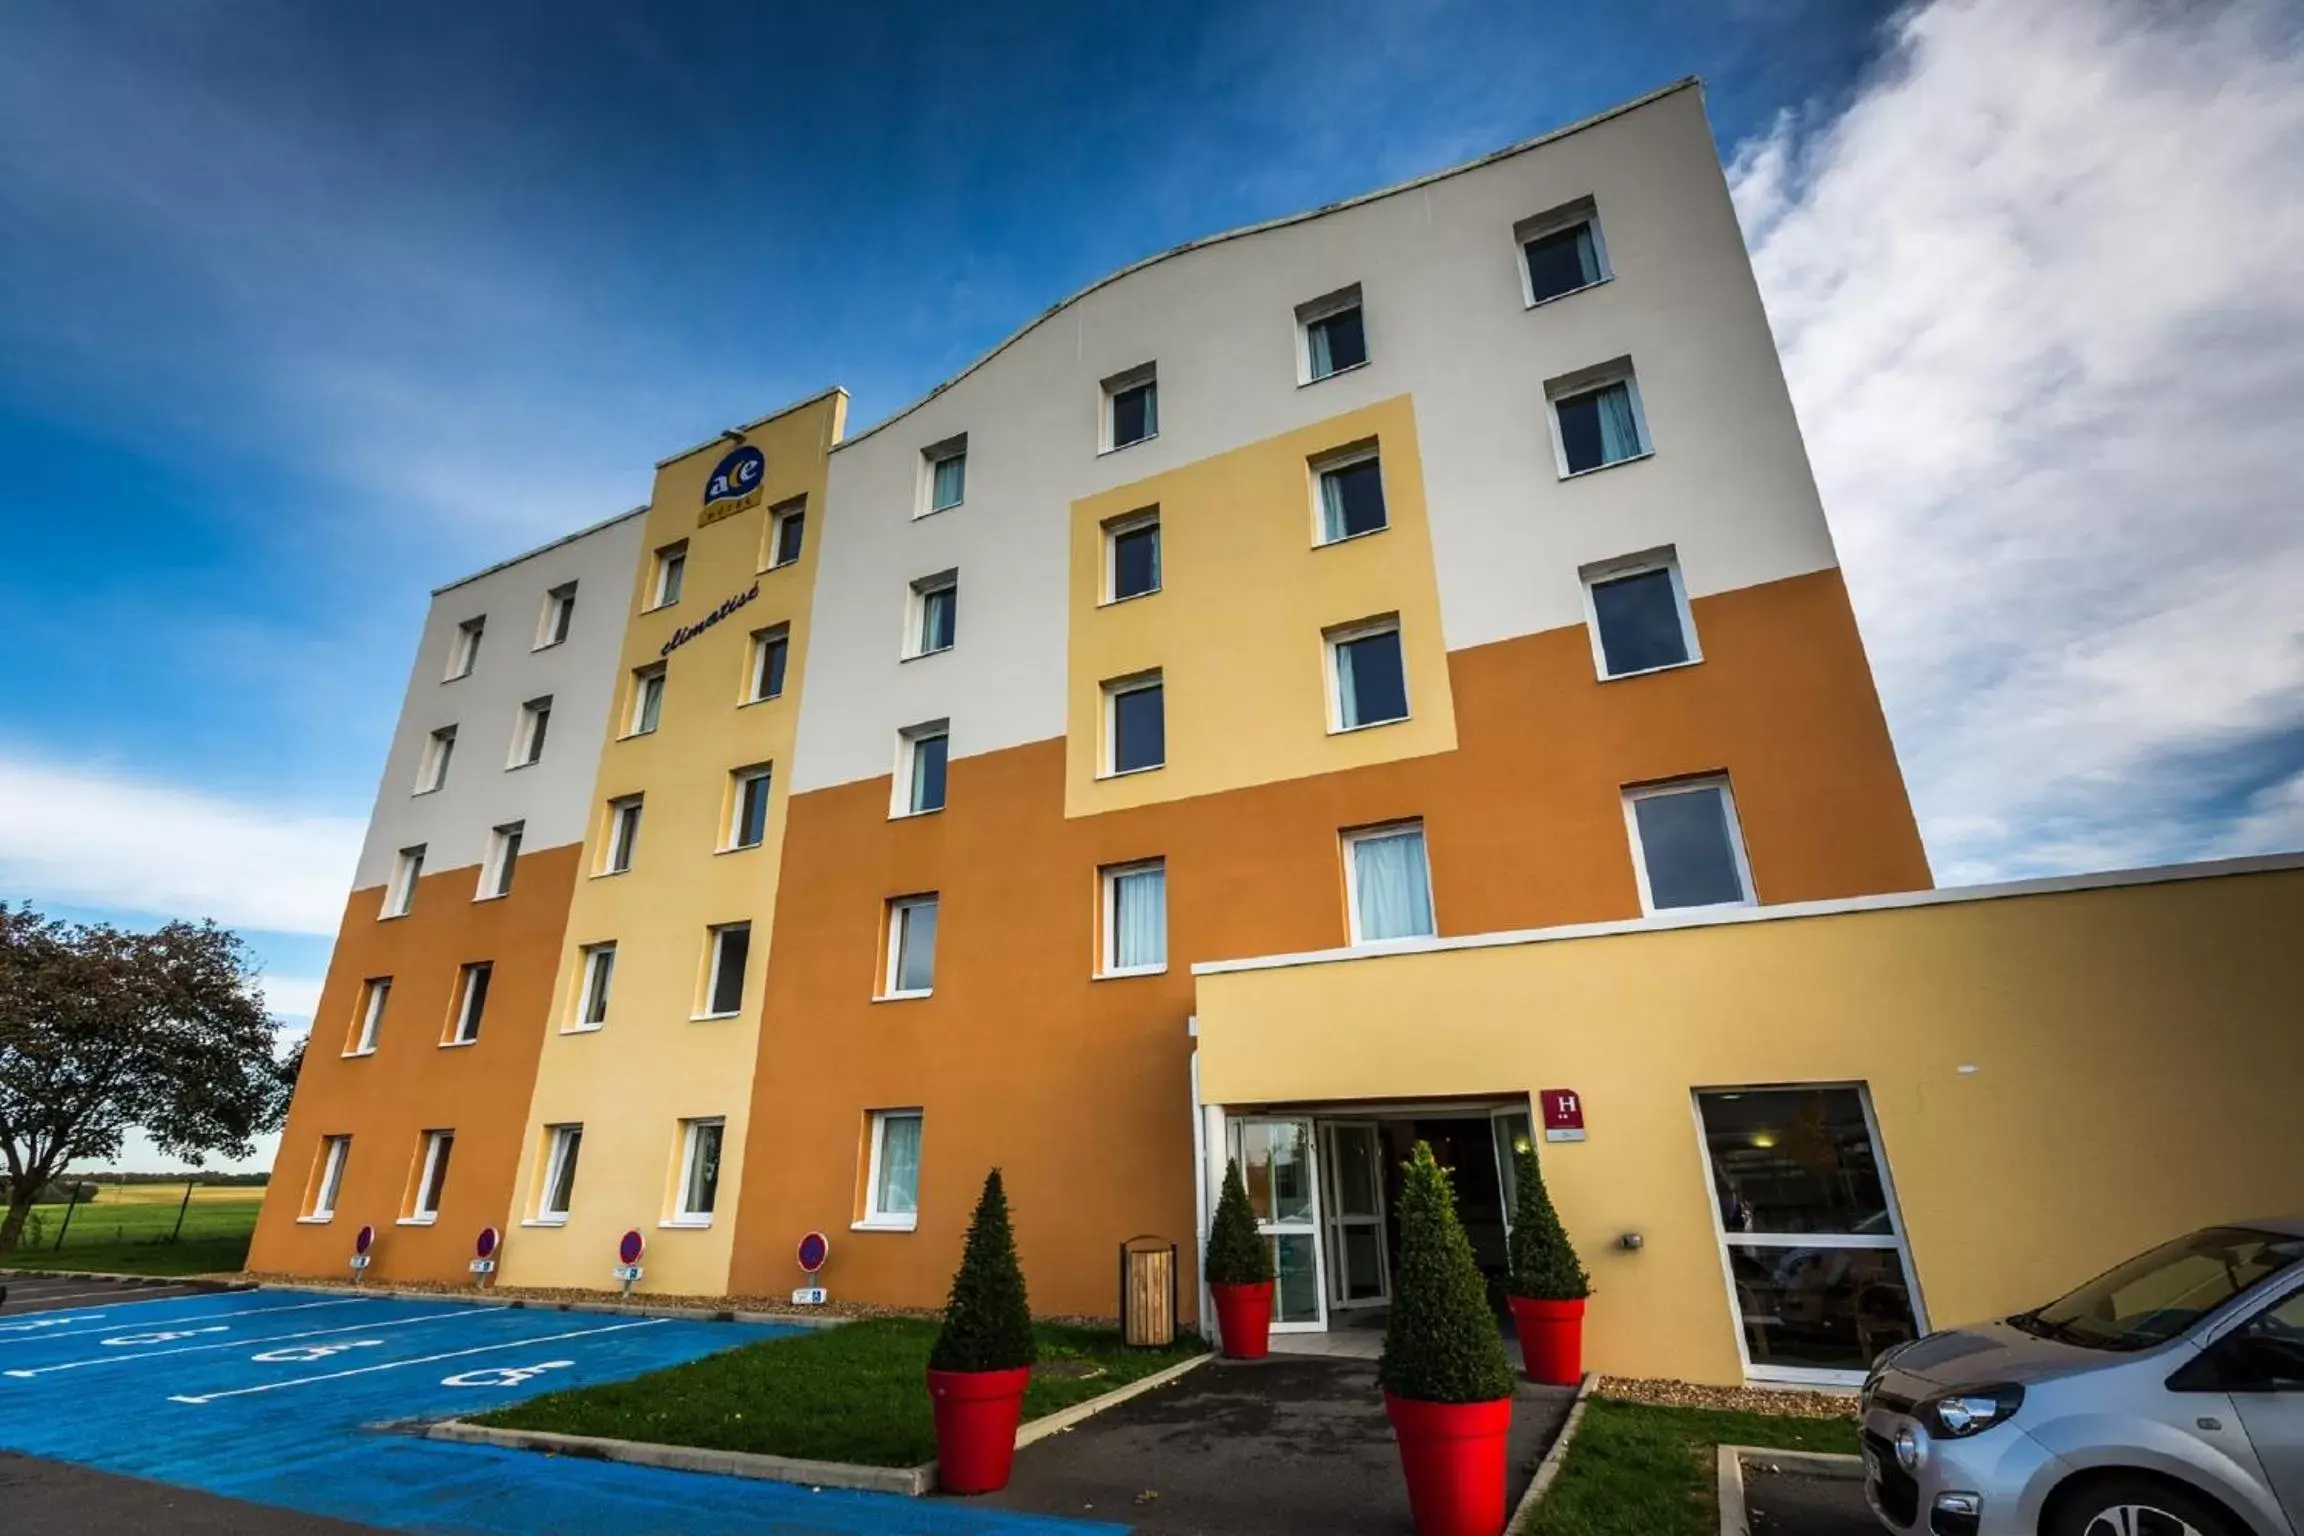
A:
[431, 503, 649, 597]
[835, 77, 1701, 454]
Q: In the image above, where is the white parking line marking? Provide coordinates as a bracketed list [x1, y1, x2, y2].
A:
[166, 1319, 669, 1405]
[5, 1307, 496, 1377]
[0, 1296, 367, 1346]
[0, 1314, 105, 1335]
[2, 1287, 137, 1309]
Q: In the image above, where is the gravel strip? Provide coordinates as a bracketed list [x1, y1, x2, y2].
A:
[1595, 1376, 1859, 1419]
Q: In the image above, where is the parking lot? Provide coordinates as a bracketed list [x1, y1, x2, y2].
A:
[0, 1279, 1117, 1534]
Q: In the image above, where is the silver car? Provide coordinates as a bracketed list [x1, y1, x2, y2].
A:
[1861, 1219, 2304, 1536]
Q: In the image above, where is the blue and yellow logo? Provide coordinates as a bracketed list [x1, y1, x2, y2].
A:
[704, 445, 765, 506]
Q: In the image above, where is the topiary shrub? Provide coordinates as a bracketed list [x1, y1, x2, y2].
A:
[1379, 1141, 1515, 1404]
[930, 1167, 1037, 1373]
[1506, 1145, 1589, 1301]
[1205, 1157, 1274, 1286]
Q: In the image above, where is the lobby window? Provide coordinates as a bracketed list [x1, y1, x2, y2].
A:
[1103, 364, 1158, 451]
[445, 617, 485, 682]
[1298, 285, 1368, 383]
[386, 846, 425, 918]
[447, 962, 492, 1045]
[1328, 617, 1408, 731]
[767, 497, 807, 569]
[674, 1117, 725, 1224]
[511, 696, 553, 767]
[747, 624, 789, 703]
[602, 796, 643, 875]
[1314, 445, 1387, 544]
[405, 1130, 453, 1224]
[415, 726, 456, 794]
[1344, 822, 1435, 943]
[480, 822, 523, 900]
[1584, 551, 1699, 679]
[536, 1125, 583, 1222]
[922, 434, 967, 516]
[346, 977, 390, 1056]
[701, 923, 751, 1018]
[1105, 510, 1160, 602]
[861, 1110, 923, 1230]
[1549, 364, 1651, 476]
[728, 764, 773, 850]
[307, 1135, 351, 1220]
[628, 665, 665, 737]
[895, 722, 949, 817]
[649, 541, 688, 610]
[1104, 673, 1165, 775]
[1101, 860, 1167, 976]
[884, 894, 939, 999]
[574, 942, 615, 1030]
[907, 572, 958, 658]
[1625, 777, 1754, 913]
[535, 582, 577, 649]
[1517, 199, 1610, 307]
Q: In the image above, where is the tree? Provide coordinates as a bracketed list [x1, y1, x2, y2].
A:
[1379, 1141, 1515, 1403]
[1205, 1157, 1274, 1285]
[0, 903, 295, 1256]
[929, 1167, 1036, 1373]
[1506, 1145, 1590, 1301]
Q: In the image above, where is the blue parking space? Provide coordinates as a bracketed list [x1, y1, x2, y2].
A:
[0, 1287, 1122, 1535]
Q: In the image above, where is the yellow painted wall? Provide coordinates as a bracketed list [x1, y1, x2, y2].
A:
[1065, 396, 1456, 818]
[1194, 863, 2304, 1384]
[500, 391, 845, 1295]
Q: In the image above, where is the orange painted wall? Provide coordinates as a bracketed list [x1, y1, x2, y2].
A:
[727, 567, 1928, 1316]
[248, 844, 579, 1285]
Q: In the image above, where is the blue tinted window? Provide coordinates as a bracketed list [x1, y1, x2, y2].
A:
[1591, 568, 1690, 676]
[1633, 786, 1747, 909]
[1113, 684, 1165, 773]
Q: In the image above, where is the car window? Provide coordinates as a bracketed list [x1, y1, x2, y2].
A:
[2018, 1227, 2304, 1352]
[2233, 1290, 2304, 1388]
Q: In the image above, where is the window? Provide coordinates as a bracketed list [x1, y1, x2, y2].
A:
[448, 962, 492, 1045]
[1328, 618, 1408, 730]
[1697, 1086, 1920, 1379]
[1549, 367, 1650, 476]
[908, 573, 957, 657]
[1298, 285, 1368, 383]
[1517, 200, 1610, 307]
[308, 1135, 350, 1220]
[406, 1130, 454, 1223]
[347, 978, 390, 1055]
[386, 846, 425, 918]
[896, 723, 948, 816]
[1314, 447, 1387, 543]
[702, 922, 750, 1017]
[1105, 673, 1165, 775]
[675, 1117, 725, 1223]
[728, 764, 772, 850]
[747, 625, 789, 703]
[923, 435, 967, 516]
[1344, 822, 1435, 943]
[481, 822, 523, 899]
[415, 726, 456, 794]
[536, 582, 577, 649]
[768, 498, 807, 568]
[1101, 860, 1167, 975]
[537, 1125, 583, 1221]
[884, 895, 938, 998]
[1105, 511, 1161, 602]
[1103, 364, 1157, 450]
[602, 796, 643, 875]
[1584, 551, 1698, 678]
[650, 542, 687, 609]
[574, 943, 615, 1030]
[511, 696, 553, 766]
[446, 617, 485, 681]
[622, 665, 664, 737]
[1625, 777, 1754, 912]
[862, 1110, 923, 1230]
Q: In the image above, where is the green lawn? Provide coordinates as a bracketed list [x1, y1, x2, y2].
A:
[478, 1317, 1207, 1467]
[5, 1186, 261, 1276]
[1519, 1397, 1859, 1536]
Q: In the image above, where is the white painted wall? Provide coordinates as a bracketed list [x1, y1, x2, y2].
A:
[796, 83, 1836, 794]
[352, 511, 647, 889]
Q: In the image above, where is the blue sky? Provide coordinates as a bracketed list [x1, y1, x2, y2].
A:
[4, 0, 2302, 1167]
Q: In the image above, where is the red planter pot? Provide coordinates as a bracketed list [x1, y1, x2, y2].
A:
[1209, 1280, 1274, 1360]
[1507, 1295, 1586, 1385]
[926, 1365, 1031, 1494]
[1384, 1391, 1514, 1536]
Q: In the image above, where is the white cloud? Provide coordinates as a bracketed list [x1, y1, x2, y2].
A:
[259, 974, 327, 1023]
[1732, 0, 2304, 882]
[0, 754, 360, 935]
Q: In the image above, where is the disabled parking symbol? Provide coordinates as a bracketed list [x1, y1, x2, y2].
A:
[441, 1360, 574, 1389]
[102, 1326, 228, 1347]
[252, 1339, 386, 1364]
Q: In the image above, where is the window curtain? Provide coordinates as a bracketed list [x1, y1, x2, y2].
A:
[1354, 829, 1434, 940]
[1571, 224, 1602, 286]
[933, 455, 965, 509]
[1336, 634, 1363, 725]
[1319, 473, 1348, 542]
[878, 1116, 922, 1215]
[1114, 867, 1166, 968]
[1140, 385, 1158, 438]
[1595, 382, 1641, 463]
[547, 1130, 581, 1213]
[1308, 319, 1334, 379]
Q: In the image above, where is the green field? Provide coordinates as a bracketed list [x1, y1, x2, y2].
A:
[6, 1183, 263, 1276]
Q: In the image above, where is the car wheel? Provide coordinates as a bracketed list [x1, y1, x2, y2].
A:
[2048, 1473, 2242, 1536]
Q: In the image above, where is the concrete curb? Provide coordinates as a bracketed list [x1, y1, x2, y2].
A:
[1507, 1371, 1597, 1532]
[1012, 1350, 1211, 1449]
[255, 1281, 850, 1330]
[1715, 1444, 1865, 1536]
[0, 1267, 250, 1289]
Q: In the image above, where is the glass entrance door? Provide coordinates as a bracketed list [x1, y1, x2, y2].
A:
[1320, 1121, 1389, 1309]
[1232, 1116, 1326, 1331]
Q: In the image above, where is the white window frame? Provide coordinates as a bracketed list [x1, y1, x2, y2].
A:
[1295, 283, 1368, 385]
[403, 1129, 453, 1225]
[1100, 363, 1158, 453]
[1102, 509, 1161, 604]
[858, 1109, 924, 1231]
[446, 962, 491, 1046]
[601, 796, 642, 876]
[698, 922, 751, 1020]
[530, 1123, 583, 1224]
[1515, 198, 1613, 310]
[1579, 548, 1702, 681]
[624, 665, 665, 738]
[670, 1116, 725, 1226]
[474, 822, 522, 901]
[572, 942, 615, 1032]
[415, 726, 456, 795]
[386, 846, 425, 919]
[510, 696, 553, 768]
[882, 894, 938, 1000]
[904, 571, 958, 659]
[1544, 360, 1654, 480]
[346, 977, 390, 1057]
[1310, 442, 1387, 546]
[534, 582, 577, 650]
[445, 617, 485, 682]
[1099, 859, 1167, 978]
[766, 497, 807, 570]
[648, 541, 688, 611]
[892, 721, 950, 819]
[746, 624, 790, 703]
[1102, 671, 1165, 777]
[1325, 615, 1410, 733]
[1623, 775, 1756, 915]
[1342, 820, 1437, 945]
[727, 764, 773, 850]
[920, 434, 968, 518]
[304, 1135, 350, 1222]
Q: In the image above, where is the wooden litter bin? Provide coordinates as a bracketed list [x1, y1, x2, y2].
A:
[1119, 1235, 1178, 1347]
